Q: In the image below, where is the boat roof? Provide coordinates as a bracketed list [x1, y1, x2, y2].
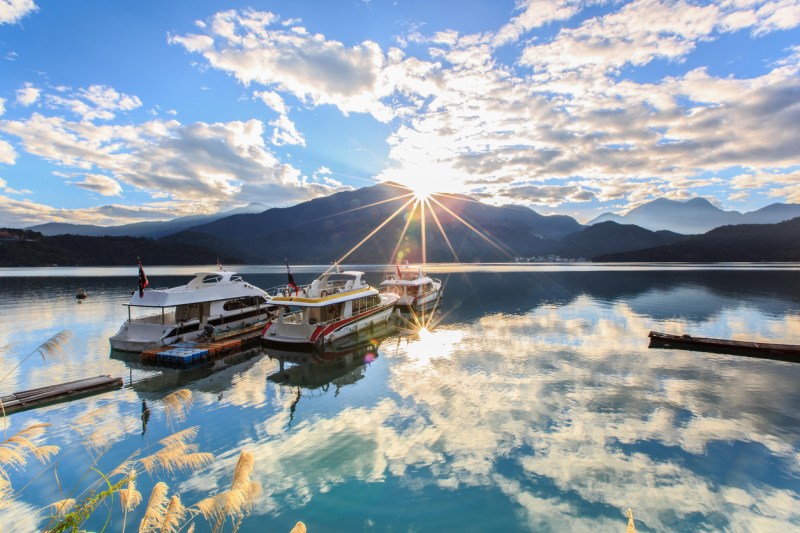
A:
[125, 271, 267, 307]
[269, 270, 379, 307]
[380, 266, 435, 287]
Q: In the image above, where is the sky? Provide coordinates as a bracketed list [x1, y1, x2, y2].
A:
[0, 0, 799, 227]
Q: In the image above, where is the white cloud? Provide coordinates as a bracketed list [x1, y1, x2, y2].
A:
[369, 2, 800, 210]
[253, 90, 287, 115]
[71, 173, 123, 196]
[753, 0, 800, 35]
[494, 0, 585, 46]
[0, 138, 16, 164]
[16, 82, 40, 106]
[519, 0, 723, 76]
[0, 97, 5, 116]
[0, 83, 352, 225]
[44, 84, 142, 121]
[269, 114, 305, 146]
[170, 10, 442, 123]
[0, 0, 37, 25]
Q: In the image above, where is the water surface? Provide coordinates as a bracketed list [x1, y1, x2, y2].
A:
[1, 265, 799, 532]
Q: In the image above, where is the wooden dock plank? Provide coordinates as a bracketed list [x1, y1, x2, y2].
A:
[1, 375, 123, 415]
[648, 331, 800, 363]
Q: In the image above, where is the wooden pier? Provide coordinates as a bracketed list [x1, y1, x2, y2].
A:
[648, 331, 800, 363]
[1, 375, 123, 415]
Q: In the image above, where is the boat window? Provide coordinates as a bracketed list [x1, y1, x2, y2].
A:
[322, 303, 343, 322]
[176, 303, 201, 322]
[223, 297, 257, 311]
[202, 274, 223, 284]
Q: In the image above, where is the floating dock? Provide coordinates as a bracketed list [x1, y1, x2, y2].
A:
[648, 331, 800, 363]
[1, 375, 123, 415]
[141, 334, 261, 366]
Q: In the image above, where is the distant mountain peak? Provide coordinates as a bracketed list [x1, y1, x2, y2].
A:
[685, 197, 714, 207]
[587, 196, 800, 234]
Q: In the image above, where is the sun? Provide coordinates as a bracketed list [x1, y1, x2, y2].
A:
[406, 179, 440, 202]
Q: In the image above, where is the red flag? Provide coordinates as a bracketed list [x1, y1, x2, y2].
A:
[286, 259, 299, 295]
[137, 257, 148, 298]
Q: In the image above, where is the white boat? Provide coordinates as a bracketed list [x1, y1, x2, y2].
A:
[262, 270, 399, 349]
[380, 265, 442, 312]
[109, 271, 274, 352]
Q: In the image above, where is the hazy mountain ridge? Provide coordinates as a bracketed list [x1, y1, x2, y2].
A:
[556, 222, 686, 259]
[595, 217, 800, 262]
[29, 202, 269, 239]
[588, 198, 800, 234]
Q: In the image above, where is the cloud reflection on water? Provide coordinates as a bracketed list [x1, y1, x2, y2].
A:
[179, 287, 800, 531]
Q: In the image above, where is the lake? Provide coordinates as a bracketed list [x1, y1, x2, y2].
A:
[1, 265, 799, 532]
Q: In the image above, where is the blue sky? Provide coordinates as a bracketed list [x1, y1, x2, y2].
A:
[0, 0, 799, 227]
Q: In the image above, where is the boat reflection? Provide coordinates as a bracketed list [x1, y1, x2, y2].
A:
[109, 347, 264, 396]
[265, 323, 395, 391]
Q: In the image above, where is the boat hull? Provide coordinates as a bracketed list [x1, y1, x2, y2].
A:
[110, 314, 271, 353]
[263, 305, 396, 349]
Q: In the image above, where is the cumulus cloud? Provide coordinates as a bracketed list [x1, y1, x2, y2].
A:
[0, 138, 16, 164]
[494, 0, 585, 47]
[0, 82, 352, 225]
[0, 0, 37, 25]
[44, 84, 142, 121]
[370, 1, 800, 211]
[15, 82, 40, 106]
[170, 9, 442, 123]
[269, 114, 305, 146]
[71, 173, 123, 196]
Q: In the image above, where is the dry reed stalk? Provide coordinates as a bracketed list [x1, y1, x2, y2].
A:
[627, 508, 636, 533]
[195, 450, 261, 531]
[163, 389, 193, 427]
[140, 427, 213, 475]
[119, 468, 142, 512]
[109, 450, 141, 478]
[49, 498, 76, 517]
[160, 495, 187, 533]
[0, 476, 12, 510]
[138, 482, 169, 533]
[74, 405, 138, 455]
[1, 424, 59, 465]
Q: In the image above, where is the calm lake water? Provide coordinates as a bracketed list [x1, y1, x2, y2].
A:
[1, 264, 799, 532]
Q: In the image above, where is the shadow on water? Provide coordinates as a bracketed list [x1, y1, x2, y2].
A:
[264, 322, 396, 392]
[110, 346, 265, 398]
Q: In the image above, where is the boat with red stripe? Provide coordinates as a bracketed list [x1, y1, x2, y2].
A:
[262, 269, 399, 349]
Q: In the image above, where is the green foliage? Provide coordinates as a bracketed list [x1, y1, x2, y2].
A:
[0, 231, 242, 267]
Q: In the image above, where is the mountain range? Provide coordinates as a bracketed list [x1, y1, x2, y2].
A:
[588, 197, 800, 234]
[596, 217, 800, 262]
[4, 184, 800, 265]
[162, 183, 581, 263]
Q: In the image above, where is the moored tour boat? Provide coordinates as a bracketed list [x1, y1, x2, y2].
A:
[109, 271, 275, 352]
[262, 270, 399, 349]
[380, 264, 442, 312]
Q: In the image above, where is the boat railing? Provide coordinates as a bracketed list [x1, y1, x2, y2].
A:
[267, 279, 363, 299]
[128, 311, 179, 324]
